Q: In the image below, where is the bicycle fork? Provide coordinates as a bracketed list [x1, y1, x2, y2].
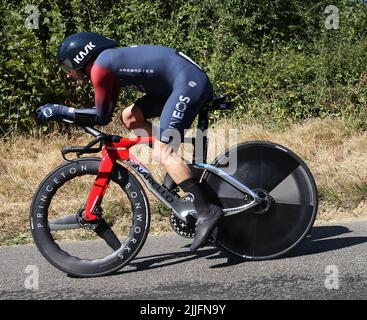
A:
[82, 137, 153, 222]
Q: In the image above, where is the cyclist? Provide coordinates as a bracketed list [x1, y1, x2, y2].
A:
[36, 32, 223, 251]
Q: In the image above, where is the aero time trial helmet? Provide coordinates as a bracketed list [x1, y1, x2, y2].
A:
[57, 32, 118, 76]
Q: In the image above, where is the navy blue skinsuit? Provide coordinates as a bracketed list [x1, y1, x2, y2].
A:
[91, 45, 213, 143]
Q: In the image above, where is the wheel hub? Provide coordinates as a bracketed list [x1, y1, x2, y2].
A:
[76, 206, 104, 230]
[253, 188, 274, 214]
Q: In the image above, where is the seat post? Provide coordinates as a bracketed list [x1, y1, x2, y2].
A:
[193, 108, 209, 164]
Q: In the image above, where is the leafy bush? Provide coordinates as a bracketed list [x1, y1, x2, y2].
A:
[0, 0, 366, 134]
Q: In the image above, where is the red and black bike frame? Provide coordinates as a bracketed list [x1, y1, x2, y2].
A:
[78, 137, 260, 224]
[82, 136, 154, 221]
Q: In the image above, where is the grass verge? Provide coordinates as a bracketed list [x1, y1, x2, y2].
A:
[0, 117, 366, 245]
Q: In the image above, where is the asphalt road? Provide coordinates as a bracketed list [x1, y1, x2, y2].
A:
[0, 220, 366, 300]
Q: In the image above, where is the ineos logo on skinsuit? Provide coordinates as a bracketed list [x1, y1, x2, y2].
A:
[169, 95, 191, 128]
[163, 95, 191, 142]
[73, 42, 96, 64]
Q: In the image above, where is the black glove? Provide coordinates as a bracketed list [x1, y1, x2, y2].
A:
[36, 104, 100, 126]
[36, 104, 70, 123]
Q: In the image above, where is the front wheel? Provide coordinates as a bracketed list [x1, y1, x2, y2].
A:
[203, 141, 318, 260]
[30, 157, 150, 277]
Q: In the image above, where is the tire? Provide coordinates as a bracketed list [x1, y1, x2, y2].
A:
[30, 157, 150, 277]
[203, 141, 318, 260]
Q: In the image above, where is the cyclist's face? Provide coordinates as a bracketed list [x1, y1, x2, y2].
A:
[65, 70, 88, 85]
[60, 60, 92, 86]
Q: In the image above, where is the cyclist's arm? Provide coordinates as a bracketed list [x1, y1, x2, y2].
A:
[56, 64, 119, 126]
[90, 63, 119, 125]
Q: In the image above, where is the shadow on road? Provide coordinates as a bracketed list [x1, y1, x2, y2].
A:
[288, 225, 366, 257]
[209, 225, 367, 268]
[116, 246, 220, 275]
[113, 225, 366, 274]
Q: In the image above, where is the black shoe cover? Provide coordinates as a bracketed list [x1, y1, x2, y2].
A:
[190, 204, 224, 251]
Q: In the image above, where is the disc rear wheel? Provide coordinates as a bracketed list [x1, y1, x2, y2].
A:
[204, 141, 318, 260]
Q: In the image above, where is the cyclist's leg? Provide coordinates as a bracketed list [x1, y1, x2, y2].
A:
[121, 94, 194, 185]
[121, 95, 166, 138]
[153, 67, 213, 183]
[152, 68, 222, 251]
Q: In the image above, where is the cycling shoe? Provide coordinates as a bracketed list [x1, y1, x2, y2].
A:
[190, 204, 224, 251]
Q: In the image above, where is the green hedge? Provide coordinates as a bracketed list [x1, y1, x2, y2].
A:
[1, 0, 367, 134]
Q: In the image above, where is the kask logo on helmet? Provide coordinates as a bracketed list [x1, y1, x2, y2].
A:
[73, 42, 96, 64]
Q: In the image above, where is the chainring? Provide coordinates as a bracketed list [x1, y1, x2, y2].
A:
[170, 213, 196, 238]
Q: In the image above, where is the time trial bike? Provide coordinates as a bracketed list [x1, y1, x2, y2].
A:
[30, 95, 318, 277]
